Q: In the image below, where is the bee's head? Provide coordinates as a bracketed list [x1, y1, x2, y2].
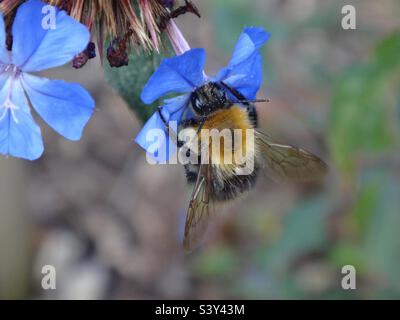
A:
[190, 82, 228, 117]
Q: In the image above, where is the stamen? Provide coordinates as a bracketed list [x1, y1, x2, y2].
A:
[0, 64, 22, 123]
[0, 98, 20, 124]
[0, 64, 6, 73]
[4, 64, 17, 73]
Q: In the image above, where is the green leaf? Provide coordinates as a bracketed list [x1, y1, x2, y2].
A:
[328, 31, 400, 173]
[349, 180, 380, 237]
[329, 244, 365, 274]
[374, 31, 400, 74]
[362, 171, 400, 290]
[192, 246, 238, 277]
[331, 170, 400, 293]
[258, 196, 330, 273]
[103, 42, 173, 123]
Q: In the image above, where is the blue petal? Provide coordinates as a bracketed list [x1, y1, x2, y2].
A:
[228, 27, 270, 67]
[222, 53, 263, 100]
[240, 27, 270, 52]
[0, 14, 4, 47]
[215, 27, 270, 99]
[22, 73, 95, 141]
[0, 68, 9, 88]
[0, 78, 43, 160]
[12, 0, 90, 72]
[135, 109, 176, 163]
[0, 14, 9, 64]
[141, 48, 206, 104]
[163, 94, 190, 122]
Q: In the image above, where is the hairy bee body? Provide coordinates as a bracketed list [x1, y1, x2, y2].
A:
[183, 103, 260, 201]
[180, 81, 327, 251]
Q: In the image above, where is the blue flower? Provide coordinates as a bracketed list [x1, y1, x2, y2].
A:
[0, 0, 95, 160]
[135, 27, 270, 161]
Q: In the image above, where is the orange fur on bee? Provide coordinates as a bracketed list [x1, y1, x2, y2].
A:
[201, 105, 254, 131]
[190, 105, 256, 169]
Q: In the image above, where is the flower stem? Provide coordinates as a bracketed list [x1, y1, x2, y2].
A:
[166, 19, 191, 55]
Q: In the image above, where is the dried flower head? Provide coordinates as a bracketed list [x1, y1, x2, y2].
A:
[1, 0, 200, 67]
[48, 0, 166, 51]
[0, 0, 21, 15]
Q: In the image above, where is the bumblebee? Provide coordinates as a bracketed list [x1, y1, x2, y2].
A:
[160, 81, 328, 251]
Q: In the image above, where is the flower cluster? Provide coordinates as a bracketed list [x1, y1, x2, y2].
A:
[0, 0, 94, 160]
[135, 27, 270, 161]
[0, 0, 269, 163]
[1, 0, 201, 67]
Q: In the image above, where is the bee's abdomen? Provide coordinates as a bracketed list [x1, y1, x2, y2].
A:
[212, 165, 259, 201]
[183, 104, 259, 201]
[184, 163, 259, 201]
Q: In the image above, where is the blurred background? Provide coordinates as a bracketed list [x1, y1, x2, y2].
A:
[0, 0, 400, 299]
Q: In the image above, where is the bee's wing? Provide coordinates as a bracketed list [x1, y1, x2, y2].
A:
[183, 164, 215, 252]
[256, 131, 328, 182]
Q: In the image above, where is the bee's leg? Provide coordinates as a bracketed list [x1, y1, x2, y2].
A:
[181, 117, 205, 135]
[196, 117, 206, 135]
[220, 82, 258, 127]
[179, 117, 205, 146]
[178, 118, 205, 162]
[157, 107, 179, 143]
[177, 141, 184, 148]
[194, 118, 207, 160]
[176, 118, 200, 148]
[157, 106, 168, 127]
[180, 118, 200, 128]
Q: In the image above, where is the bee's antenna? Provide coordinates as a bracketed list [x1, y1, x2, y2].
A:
[234, 98, 270, 104]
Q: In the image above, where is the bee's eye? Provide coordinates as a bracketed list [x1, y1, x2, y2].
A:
[195, 99, 202, 109]
[192, 97, 204, 113]
[191, 92, 202, 113]
[213, 87, 225, 100]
